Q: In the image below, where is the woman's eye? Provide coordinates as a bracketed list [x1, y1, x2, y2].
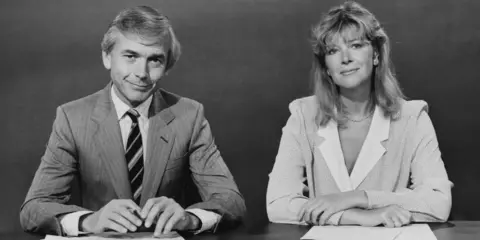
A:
[327, 49, 337, 55]
[351, 43, 363, 49]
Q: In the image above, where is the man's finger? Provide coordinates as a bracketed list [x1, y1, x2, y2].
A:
[163, 211, 184, 234]
[145, 203, 162, 228]
[116, 206, 143, 227]
[141, 199, 156, 219]
[106, 219, 128, 233]
[121, 199, 142, 215]
[109, 212, 137, 232]
[155, 207, 175, 236]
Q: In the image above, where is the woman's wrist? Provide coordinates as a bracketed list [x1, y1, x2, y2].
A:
[349, 190, 369, 209]
[339, 208, 366, 225]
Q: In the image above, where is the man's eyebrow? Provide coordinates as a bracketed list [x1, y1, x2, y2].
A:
[148, 53, 166, 59]
[121, 49, 140, 55]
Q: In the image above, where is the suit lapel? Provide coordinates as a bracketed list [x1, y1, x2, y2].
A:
[350, 106, 390, 189]
[140, 91, 175, 205]
[92, 84, 132, 199]
[316, 120, 353, 192]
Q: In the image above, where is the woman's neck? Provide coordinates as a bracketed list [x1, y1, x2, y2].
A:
[339, 81, 372, 118]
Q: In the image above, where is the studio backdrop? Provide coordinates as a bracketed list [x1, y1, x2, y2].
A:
[1, 0, 479, 233]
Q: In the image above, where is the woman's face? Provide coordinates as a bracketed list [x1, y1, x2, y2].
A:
[324, 30, 377, 91]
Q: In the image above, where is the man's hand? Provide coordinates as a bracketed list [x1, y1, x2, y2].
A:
[363, 205, 412, 228]
[81, 199, 143, 234]
[299, 191, 368, 225]
[140, 197, 200, 237]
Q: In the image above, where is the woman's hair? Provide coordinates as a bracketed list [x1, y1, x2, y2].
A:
[101, 6, 181, 72]
[311, 1, 404, 126]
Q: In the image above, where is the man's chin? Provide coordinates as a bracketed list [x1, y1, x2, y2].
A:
[125, 93, 154, 107]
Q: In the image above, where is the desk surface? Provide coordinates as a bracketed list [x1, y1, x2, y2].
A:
[3, 221, 480, 240]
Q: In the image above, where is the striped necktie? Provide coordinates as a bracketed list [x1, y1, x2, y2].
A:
[125, 109, 144, 204]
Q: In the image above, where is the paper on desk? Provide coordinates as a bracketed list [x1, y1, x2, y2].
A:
[301, 224, 436, 240]
[44, 231, 184, 240]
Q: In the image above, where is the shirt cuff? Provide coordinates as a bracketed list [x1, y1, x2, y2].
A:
[59, 211, 93, 236]
[185, 208, 221, 234]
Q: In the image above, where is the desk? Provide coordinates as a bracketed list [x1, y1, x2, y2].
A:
[3, 222, 480, 240]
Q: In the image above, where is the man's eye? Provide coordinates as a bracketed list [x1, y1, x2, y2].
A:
[124, 55, 135, 59]
[150, 58, 165, 66]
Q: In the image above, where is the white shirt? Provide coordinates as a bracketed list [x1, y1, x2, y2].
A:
[60, 86, 220, 236]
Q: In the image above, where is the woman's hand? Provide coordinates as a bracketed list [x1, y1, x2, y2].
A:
[298, 191, 368, 225]
[365, 205, 412, 228]
[343, 205, 412, 227]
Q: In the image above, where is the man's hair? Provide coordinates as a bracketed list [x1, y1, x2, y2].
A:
[101, 6, 181, 71]
[310, 1, 404, 126]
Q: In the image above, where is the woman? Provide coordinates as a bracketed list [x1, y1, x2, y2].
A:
[266, 1, 452, 228]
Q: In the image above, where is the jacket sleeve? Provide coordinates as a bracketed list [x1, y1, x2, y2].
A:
[186, 103, 246, 231]
[266, 101, 346, 225]
[20, 106, 87, 235]
[365, 106, 453, 222]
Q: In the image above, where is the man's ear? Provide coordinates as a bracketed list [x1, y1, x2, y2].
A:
[102, 51, 111, 70]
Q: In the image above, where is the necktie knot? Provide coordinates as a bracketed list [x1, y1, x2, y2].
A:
[126, 109, 140, 123]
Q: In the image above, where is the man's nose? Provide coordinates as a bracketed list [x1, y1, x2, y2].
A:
[134, 60, 148, 80]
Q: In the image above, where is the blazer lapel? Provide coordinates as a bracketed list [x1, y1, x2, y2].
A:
[92, 84, 132, 199]
[316, 120, 353, 192]
[140, 91, 175, 205]
[350, 106, 390, 189]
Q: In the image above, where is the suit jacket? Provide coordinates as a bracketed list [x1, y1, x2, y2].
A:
[20, 84, 246, 235]
[267, 96, 452, 225]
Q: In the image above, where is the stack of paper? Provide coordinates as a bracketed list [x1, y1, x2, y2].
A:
[44, 231, 184, 240]
[301, 224, 436, 240]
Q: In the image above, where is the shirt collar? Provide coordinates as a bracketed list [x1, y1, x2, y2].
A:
[110, 86, 153, 120]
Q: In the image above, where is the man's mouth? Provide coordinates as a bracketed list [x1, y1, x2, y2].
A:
[125, 80, 152, 89]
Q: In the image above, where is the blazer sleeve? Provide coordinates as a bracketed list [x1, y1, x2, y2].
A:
[266, 100, 311, 225]
[186, 103, 246, 230]
[365, 105, 453, 222]
[19, 106, 87, 235]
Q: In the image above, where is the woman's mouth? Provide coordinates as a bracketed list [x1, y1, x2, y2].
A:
[340, 68, 359, 76]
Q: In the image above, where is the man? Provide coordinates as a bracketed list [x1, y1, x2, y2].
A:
[20, 6, 246, 237]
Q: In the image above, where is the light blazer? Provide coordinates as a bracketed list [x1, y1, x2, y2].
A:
[267, 96, 452, 225]
[20, 84, 246, 235]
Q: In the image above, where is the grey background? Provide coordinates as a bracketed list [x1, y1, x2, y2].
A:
[1, 0, 479, 233]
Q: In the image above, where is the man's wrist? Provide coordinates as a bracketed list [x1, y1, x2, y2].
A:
[186, 212, 202, 231]
[79, 212, 94, 232]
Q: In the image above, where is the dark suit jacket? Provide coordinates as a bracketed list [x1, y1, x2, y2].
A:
[20, 84, 246, 235]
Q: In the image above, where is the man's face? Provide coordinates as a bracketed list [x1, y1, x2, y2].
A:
[103, 31, 168, 107]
